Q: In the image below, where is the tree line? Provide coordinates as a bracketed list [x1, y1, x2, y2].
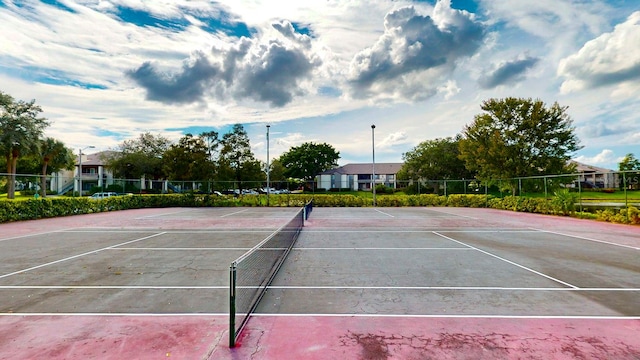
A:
[399, 97, 639, 195]
[1, 89, 341, 197]
[3, 89, 639, 199]
[103, 125, 340, 192]
[0, 91, 75, 199]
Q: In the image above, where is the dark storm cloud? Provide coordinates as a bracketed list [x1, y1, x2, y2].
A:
[582, 63, 640, 89]
[127, 54, 220, 104]
[478, 56, 539, 89]
[234, 42, 314, 107]
[127, 21, 317, 107]
[348, 4, 485, 97]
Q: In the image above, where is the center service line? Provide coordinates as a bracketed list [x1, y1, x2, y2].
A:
[374, 209, 395, 217]
[433, 231, 579, 289]
[0, 232, 167, 280]
[220, 209, 250, 218]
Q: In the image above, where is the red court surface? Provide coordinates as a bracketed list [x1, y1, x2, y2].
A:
[0, 206, 638, 359]
[2, 315, 637, 359]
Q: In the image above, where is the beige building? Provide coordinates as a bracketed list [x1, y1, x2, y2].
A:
[570, 161, 618, 189]
[50, 151, 116, 195]
[316, 163, 403, 191]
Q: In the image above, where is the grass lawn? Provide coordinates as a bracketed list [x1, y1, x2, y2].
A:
[0, 192, 34, 201]
[315, 189, 640, 202]
[4, 189, 640, 203]
[571, 190, 640, 202]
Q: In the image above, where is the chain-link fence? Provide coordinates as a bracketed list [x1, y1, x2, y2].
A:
[395, 171, 639, 195]
[2, 171, 639, 206]
[0, 173, 312, 197]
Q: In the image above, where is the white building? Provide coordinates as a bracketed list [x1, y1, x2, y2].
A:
[570, 161, 619, 189]
[50, 151, 116, 195]
[316, 163, 403, 191]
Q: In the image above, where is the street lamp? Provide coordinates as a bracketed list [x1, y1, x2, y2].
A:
[371, 124, 376, 207]
[266, 124, 271, 206]
[78, 146, 95, 196]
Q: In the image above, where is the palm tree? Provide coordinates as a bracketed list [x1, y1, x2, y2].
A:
[39, 138, 74, 198]
[0, 92, 49, 198]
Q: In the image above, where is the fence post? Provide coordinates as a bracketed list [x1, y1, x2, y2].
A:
[518, 178, 522, 196]
[578, 176, 583, 213]
[622, 172, 629, 207]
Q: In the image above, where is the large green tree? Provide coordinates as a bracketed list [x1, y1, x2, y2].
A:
[106, 132, 171, 179]
[459, 97, 581, 194]
[399, 136, 474, 181]
[267, 158, 286, 182]
[200, 130, 220, 162]
[39, 137, 75, 197]
[163, 133, 214, 181]
[0, 91, 49, 198]
[218, 124, 263, 190]
[278, 142, 340, 180]
[619, 153, 640, 171]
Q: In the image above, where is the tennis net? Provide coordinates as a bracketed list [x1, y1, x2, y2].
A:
[229, 206, 305, 347]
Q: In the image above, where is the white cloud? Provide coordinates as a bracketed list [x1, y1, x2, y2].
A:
[347, 2, 485, 101]
[378, 131, 409, 149]
[0, 0, 639, 168]
[558, 11, 640, 93]
[574, 149, 617, 166]
[437, 80, 460, 99]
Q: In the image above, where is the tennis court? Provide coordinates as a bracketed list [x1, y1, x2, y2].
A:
[0, 206, 638, 359]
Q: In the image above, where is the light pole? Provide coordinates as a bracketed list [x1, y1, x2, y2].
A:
[266, 124, 270, 206]
[78, 146, 95, 196]
[371, 124, 376, 207]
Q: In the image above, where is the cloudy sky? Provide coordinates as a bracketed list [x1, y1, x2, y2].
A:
[1, 0, 639, 170]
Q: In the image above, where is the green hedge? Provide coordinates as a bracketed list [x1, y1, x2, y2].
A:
[1, 193, 638, 226]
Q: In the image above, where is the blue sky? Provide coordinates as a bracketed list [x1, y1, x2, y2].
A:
[1, 0, 639, 170]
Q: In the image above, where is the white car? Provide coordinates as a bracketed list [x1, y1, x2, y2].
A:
[90, 192, 118, 199]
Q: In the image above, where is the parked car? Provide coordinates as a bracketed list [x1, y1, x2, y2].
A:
[90, 192, 118, 199]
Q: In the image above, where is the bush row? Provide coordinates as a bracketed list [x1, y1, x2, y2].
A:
[0, 193, 637, 226]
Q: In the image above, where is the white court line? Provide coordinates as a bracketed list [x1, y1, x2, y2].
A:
[0, 228, 76, 242]
[0, 232, 166, 280]
[531, 228, 640, 250]
[265, 286, 640, 291]
[0, 313, 635, 319]
[0, 313, 228, 317]
[59, 229, 163, 233]
[425, 208, 479, 220]
[110, 247, 269, 251]
[292, 247, 472, 250]
[433, 232, 579, 289]
[301, 229, 538, 233]
[135, 209, 196, 219]
[220, 209, 250, 218]
[0, 285, 227, 289]
[374, 209, 395, 217]
[61, 229, 272, 233]
[1, 285, 638, 292]
[251, 314, 640, 320]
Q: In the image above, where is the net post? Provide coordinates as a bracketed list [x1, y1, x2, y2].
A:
[229, 263, 237, 348]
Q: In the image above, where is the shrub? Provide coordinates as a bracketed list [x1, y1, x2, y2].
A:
[596, 206, 640, 225]
[1, 192, 637, 226]
[551, 189, 578, 216]
[375, 184, 395, 194]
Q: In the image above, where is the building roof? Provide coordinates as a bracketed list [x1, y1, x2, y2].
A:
[77, 151, 118, 166]
[570, 160, 613, 173]
[321, 163, 404, 175]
